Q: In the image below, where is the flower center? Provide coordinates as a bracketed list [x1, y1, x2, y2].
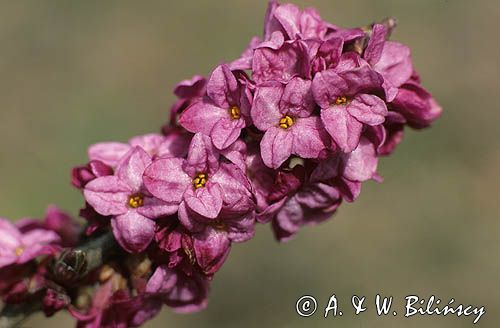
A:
[128, 194, 144, 208]
[229, 106, 241, 120]
[335, 96, 348, 105]
[192, 173, 207, 189]
[279, 115, 294, 129]
[15, 246, 24, 257]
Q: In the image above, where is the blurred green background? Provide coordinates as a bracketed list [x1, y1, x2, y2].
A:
[0, 0, 499, 327]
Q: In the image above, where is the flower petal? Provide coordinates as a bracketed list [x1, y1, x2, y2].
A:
[184, 183, 223, 219]
[251, 82, 284, 131]
[281, 77, 315, 117]
[116, 147, 152, 192]
[178, 100, 227, 136]
[320, 106, 362, 153]
[138, 196, 179, 219]
[143, 158, 191, 204]
[206, 64, 238, 108]
[260, 127, 293, 169]
[341, 138, 378, 182]
[84, 176, 131, 216]
[88, 142, 130, 167]
[185, 133, 219, 176]
[193, 227, 231, 275]
[111, 211, 155, 253]
[347, 94, 388, 126]
[291, 116, 329, 159]
[210, 117, 245, 150]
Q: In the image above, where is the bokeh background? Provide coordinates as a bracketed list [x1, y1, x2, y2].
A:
[0, 0, 499, 327]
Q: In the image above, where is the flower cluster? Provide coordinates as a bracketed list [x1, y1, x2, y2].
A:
[0, 1, 441, 327]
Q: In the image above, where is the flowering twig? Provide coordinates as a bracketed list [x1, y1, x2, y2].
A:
[0, 1, 442, 327]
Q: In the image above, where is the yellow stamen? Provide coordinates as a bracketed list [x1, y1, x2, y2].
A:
[15, 247, 24, 257]
[192, 173, 207, 189]
[229, 106, 241, 120]
[279, 115, 294, 129]
[128, 194, 144, 208]
[335, 96, 348, 105]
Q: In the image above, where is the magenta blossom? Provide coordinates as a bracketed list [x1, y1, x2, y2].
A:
[310, 137, 380, 202]
[272, 181, 342, 241]
[0, 218, 60, 269]
[264, 0, 331, 41]
[88, 132, 190, 168]
[84, 147, 178, 253]
[252, 77, 330, 168]
[252, 32, 310, 84]
[144, 133, 255, 243]
[168, 75, 207, 126]
[70, 277, 141, 328]
[312, 65, 388, 152]
[179, 64, 252, 150]
[72, 160, 113, 189]
[153, 217, 230, 276]
[389, 76, 443, 129]
[364, 24, 413, 101]
[147, 265, 209, 313]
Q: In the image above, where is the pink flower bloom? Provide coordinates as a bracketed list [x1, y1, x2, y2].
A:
[310, 137, 379, 202]
[364, 24, 413, 101]
[15, 205, 80, 248]
[153, 217, 230, 276]
[43, 205, 80, 247]
[144, 133, 254, 229]
[179, 64, 252, 150]
[70, 278, 141, 328]
[0, 218, 60, 269]
[312, 66, 388, 152]
[167, 75, 207, 127]
[272, 182, 342, 241]
[88, 132, 188, 168]
[72, 160, 113, 189]
[264, 1, 329, 41]
[252, 77, 330, 168]
[378, 112, 407, 156]
[84, 147, 178, 253]
[147, 265, 209, 313]
[389, 78, 443, 129]
[252, 33, 310, 84]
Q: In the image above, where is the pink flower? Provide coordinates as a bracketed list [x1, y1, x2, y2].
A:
[179, 64, 252, 150]
[389, 77, 443, 129]
[364, 24, 413, 101]
[153, 217, 230, 276]
[252, 77, 330, 168]
[252, 32, 310, 84]
[88, 132, 189, 168]
[144, 133, 254, 221]
[84, 147, 178, 253]
[72, 160, 113, 190]
[312, 65, 388, 152]
[70, 278, 141, 328]
[167, 75, 207, 129]
[0, 218, 60, 269]
[147, 265, 209, 313]
[264, 1, 330, 41]
[272, 181, 342, 241]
